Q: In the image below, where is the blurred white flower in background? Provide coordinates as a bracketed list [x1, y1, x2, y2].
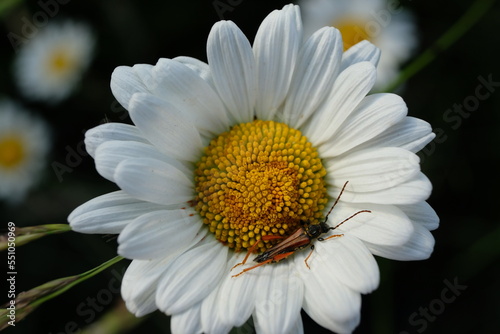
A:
[0, 100, 50, 202]
[300, 0, 418, 89]
[14, 20, 95, 103]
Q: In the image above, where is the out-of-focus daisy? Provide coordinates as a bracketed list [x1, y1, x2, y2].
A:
[69, 4, 438, 333]
[0, 100, 50, 202]
[14, 20, 95, 103]
[300, 0, 418, 89]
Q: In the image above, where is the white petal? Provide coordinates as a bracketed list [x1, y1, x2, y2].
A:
[398, 201, 439, 231]
[282, 27, 343, 128]
[305, 234, 379, 294]
[319, 93, 407, 158]
[156, 238, 228, 314]
[216, 253, 257, 327]
[326, 147, 420, 192]
[207, 20, 256, 123]
[290, 316, 304, 334]
[340, 40, 381, 71]
[122, 231, 211, 317]
[304, 61, 377, 145]
[121, 257, 172, 317]
[353, 116, 436, 153]
[173, 56, 212, 83]
[371, 12, 418, 89]
[131, 64, 155, 89]
[117, 209, 205, 259]
[146, 58, 230, 137]
[128, 93, 203, 162]
[68, 190, 164, 234]
[171, 303, 203, 334]
[322, 202, 414, 247]
[114, 157, 193, 206]
[253, 261, 304, 334]
[111, 65, 151, 110]
[337, 172, 432, 205]
[254, 4, 302, 120]
[364, 221, 435, 260]
[94, 140, 190, 183]
[200, 287, 233, 334]
[301, 263, 361, 334]
[85, 123, 147, 158]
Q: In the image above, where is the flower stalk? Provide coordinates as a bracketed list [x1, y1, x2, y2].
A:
[0, 256, 124, 329]
[0, 224, 72, 251]
[382, 0, 496, 92]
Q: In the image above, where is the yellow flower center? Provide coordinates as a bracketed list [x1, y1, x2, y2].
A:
[48, 49, 76, 75]
[194, 120, 328, 253]
[0, 136, 25, 168]
[335, 19, 372, 51]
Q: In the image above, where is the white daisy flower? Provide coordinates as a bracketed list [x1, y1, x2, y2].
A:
[69, 4, 438, 333]
[0, 100, 50, 202]
[14, 20, 95, 103]
[299, 0, 418, 89]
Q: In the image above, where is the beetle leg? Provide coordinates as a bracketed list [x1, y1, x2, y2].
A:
[231, 239, 261, 271]
[232, 251, 295, 278]
[320, 234, 344, 241]
[304, 245, 315, 269]
[230, 235, 285, 271]
[232, 258, 274, 277]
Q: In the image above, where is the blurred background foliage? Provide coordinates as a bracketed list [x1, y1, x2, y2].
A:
[0, 0, 499, 333]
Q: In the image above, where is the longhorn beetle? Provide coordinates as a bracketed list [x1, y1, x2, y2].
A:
[231, 181, 370, 277]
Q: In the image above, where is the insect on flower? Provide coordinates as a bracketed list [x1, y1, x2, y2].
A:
[231, 181, 371, 277]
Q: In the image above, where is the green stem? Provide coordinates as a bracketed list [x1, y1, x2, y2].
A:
[1, 256, 125, 329]
[1, 224, 72, 250]
[31, 256, 125, 307]
[382, 0, 497, 92]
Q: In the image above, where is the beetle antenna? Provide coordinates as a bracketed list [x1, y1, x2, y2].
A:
[324, 181, 349, 221]
[329, 210, 371, 231]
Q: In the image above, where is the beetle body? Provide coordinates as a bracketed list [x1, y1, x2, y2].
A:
[231, 181, 370, 277]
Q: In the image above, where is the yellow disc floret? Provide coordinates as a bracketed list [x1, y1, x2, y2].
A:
[0, 136, 25, 169]
[47, 48, 77, 78]
[335, 19, 373, 51]
[194, 120, 328, 253]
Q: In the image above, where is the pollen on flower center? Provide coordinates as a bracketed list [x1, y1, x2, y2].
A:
[194, 120, 328, 253]
[335, 19, 372, 51]
[0, 136, 25, 169]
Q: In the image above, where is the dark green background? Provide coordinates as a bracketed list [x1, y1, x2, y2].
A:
[1, 0, 499, 333]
